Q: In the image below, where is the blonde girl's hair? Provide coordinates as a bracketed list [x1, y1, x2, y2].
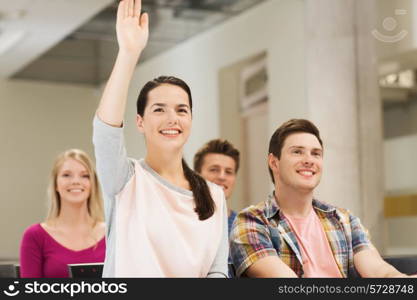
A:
[46, 149, 104, 225]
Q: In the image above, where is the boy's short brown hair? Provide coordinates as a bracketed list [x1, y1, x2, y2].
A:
[194, 139, 240, 173]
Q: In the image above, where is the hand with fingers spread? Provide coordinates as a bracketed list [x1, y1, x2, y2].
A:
[116, 0, 149, 56]
[97, 0, 150, 126]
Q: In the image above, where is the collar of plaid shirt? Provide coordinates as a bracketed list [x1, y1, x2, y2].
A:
[264, 192, 350, 277]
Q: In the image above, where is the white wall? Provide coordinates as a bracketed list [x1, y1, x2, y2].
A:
[385, 135, 417, 192]
[116, 0, 306, 166]
[384, 135, 417, 254]
[218, 52, 270, 212]
[0, 79, 98, 260]
[377, 0, 417, 255]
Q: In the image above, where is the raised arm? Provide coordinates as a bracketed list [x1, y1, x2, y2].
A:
[97, 0, 149, 126]
[93, 0, 148, 210]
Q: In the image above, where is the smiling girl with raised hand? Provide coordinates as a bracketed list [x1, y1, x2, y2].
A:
[93, 0, 228, 277]
[20, 149, 105, 278]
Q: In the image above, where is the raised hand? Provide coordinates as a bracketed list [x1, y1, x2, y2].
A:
[97, 0, 149, 126]
[116, 0, 149, 56]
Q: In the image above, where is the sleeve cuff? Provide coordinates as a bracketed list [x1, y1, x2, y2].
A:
[235, 248, 278, 277]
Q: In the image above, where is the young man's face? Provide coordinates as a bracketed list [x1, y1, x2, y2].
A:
[271, 132, 323, 193]
[199, 153, 237, 199]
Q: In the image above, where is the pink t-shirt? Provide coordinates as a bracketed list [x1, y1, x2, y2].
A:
[20, 223, 105, 278]
[284, 209, 342, 278]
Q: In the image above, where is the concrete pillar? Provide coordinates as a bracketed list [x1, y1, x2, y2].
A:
[305, 0, 385, 250]
[355, 0, 386, 252]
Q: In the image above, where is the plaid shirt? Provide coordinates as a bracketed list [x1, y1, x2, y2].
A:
[230, 192, 371, 277]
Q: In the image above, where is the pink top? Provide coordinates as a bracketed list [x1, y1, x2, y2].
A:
[114, 160, 225, 277]
[285, 209, 342, 278]
[20, 223, 105, 278]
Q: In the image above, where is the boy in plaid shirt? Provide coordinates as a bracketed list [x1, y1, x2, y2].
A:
[230, 119, 412, 278]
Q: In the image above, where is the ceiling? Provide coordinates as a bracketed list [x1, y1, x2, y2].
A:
[0, 0, 264, 86]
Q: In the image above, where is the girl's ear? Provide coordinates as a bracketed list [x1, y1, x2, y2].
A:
[136, 114, 145, 133]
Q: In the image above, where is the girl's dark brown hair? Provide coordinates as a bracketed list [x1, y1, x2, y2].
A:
[136, 76, 215, 220]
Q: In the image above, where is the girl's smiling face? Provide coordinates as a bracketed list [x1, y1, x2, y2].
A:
[136, 83, 192, 151]
[56, 158, 91, 205]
